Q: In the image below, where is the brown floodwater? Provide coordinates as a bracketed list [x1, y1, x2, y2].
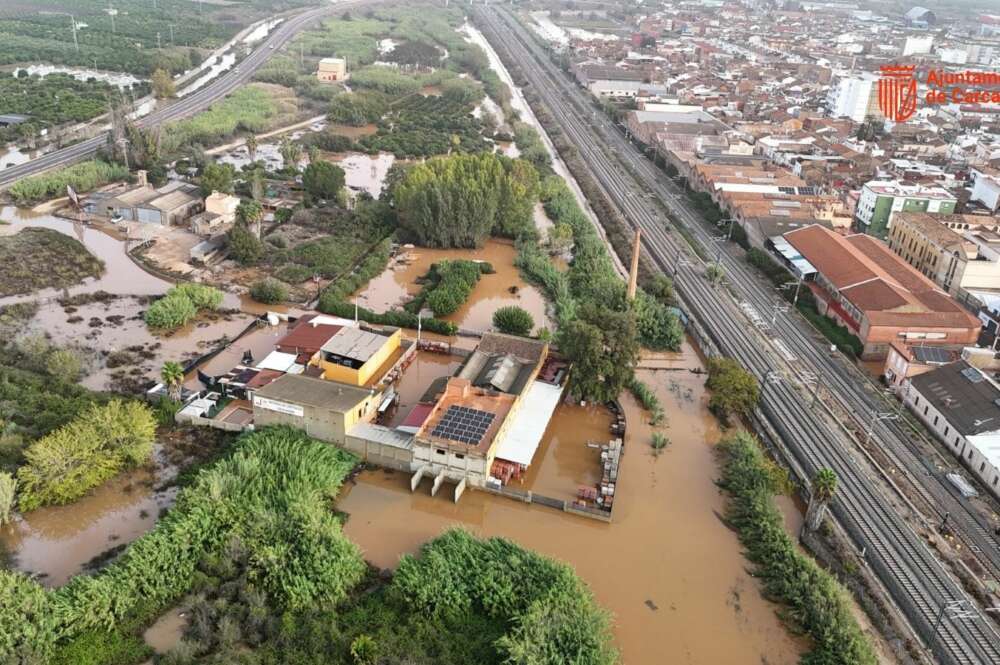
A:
[385, 350, 463, 428]
[0, 206, 172, 306]
[143, 606, 188, 655]
[337, 340, 807, 664]
[23, 296, 254, 391]
[0, 451, 178, 587]
[352, 240, 552, 333]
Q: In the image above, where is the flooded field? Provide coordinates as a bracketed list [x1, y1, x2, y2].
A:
[352, 240, 552, 333]
[0, 206, 172, 306]
[0, 449, 178, 587]
[337, 340, 807, 664]
[24, 295, 253, 392]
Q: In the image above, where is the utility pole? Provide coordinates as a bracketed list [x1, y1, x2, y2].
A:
[157, 32, 162, 50]
[169, 25, 174, 46]
[865, 410, 899, 446]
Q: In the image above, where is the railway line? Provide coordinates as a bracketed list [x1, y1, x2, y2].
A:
[476, 6, 1000, 663]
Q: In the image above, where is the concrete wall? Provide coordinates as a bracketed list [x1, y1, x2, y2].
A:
[343, 432, 413, 471]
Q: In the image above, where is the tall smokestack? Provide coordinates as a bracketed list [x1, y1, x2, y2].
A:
[627, 228, 641, 301]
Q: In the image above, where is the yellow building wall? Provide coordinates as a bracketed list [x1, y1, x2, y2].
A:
[317, 329, 401, 386]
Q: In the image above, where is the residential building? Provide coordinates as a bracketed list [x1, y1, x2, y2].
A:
[310, 326, 402, 387]
[901, 361, 1000, 499]
[903, 35, 933, 56]
[855, 180, 958, 238]
[190, 191, 240, 236]
[883, 341, 962, 389]
[781, 224, 981, 359]
[971, 169, 1000, 213]
[316, 57, 347, 82]
[887, 212, 1000, 296]
[826, 74, 877, 123]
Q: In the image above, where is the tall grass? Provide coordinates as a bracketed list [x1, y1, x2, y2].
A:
[0, 426, 363, 662]
[9, 160, 128, 206]
[717, 431, 876, 665]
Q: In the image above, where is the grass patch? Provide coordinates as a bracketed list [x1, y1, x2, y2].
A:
[0, 228, 103, 297]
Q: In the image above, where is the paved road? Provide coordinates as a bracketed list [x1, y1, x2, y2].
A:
[0, 1, 362, 190]
[477, 6, 1000, 664]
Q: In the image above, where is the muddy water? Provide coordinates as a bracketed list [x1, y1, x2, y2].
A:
[25, 296, 253, 391]
[352, 240, 552, 333]
[520, 403, 609, 500]
[334, 151, 395, 198]
[0, 457, 177, 587]
[386, 350, 463, 428]
[0, 206, 171, 306]
[143, 606, 189, 654]
[337, 340, 806, 663]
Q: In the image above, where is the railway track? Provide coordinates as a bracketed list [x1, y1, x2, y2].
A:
[476, 7, 1000, 663]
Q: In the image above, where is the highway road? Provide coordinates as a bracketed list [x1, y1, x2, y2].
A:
[476, 6, 1000, 664]
[0, 1, 363, 190]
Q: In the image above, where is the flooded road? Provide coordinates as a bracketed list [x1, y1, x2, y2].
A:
[337, 340, 806, 664]
[0, 206, 172, 306]
[352, 239, 552, 333]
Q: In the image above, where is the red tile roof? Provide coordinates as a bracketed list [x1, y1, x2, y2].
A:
[784, 225, 980, 330]
[276, 318, 342, 356]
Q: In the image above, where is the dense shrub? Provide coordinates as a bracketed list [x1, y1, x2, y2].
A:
[718, 432, 876, 664]
[9, 160, 128, 206]
[492, 305, 534, 336]
[0, 427, 365, 663]
[418, 260, 487, 317]
[327, 90, 389, 126]
[350, 65, 423, 95]
[302, 161, 346, 201]
[16, 400, 156, 511]
[144, 284, 223, 330]
[249, 278, 290, 304]
[393, 529, 617, 665]
[705, 357, 760, 423]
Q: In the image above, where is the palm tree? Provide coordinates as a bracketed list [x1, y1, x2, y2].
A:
[805, 468, 837, 533]
[279, 138, 302, 171]
[161, 361, 185, 402]
[246, 133, 258, 162]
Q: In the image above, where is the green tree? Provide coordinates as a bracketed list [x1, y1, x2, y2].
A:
[228, 224, 263, 265]
[705, 357, 760, 422]
[493, 305, 534, 336]
[16, 401, 156, 511]
[302, 161, 346, 201]
[0, 471, 15, 525]
[199, 162, 234, 197]
[559, 303, 638, 403]
[151, 68, 175, 99]
[279, 138, 303, 171]
[393, 153, 539, 248]
[160, 361, 185, 402]
[245, 133, 258, 162]
[805, 468, 837, 533]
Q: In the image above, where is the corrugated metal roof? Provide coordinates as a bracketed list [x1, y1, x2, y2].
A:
[493, 381, 563, 467]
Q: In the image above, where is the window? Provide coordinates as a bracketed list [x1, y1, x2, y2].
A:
[455, 453, 465, 460]
[968, 449, 973, 460]
[914, 396, 920, 407]
[934, 415, 938, 426]
[436, 449, 446, 456]
[980, 462, 986, 472]
[924, 406, 929, 415]
[944, 426, 949, 436]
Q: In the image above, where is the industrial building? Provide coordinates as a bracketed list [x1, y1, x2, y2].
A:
[781, 224, 981, 359]
[901, 361, 1000, 500]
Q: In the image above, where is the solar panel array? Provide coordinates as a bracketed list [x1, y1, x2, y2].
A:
[431, 405, 496, 445]
[912, 346, 951, 364]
